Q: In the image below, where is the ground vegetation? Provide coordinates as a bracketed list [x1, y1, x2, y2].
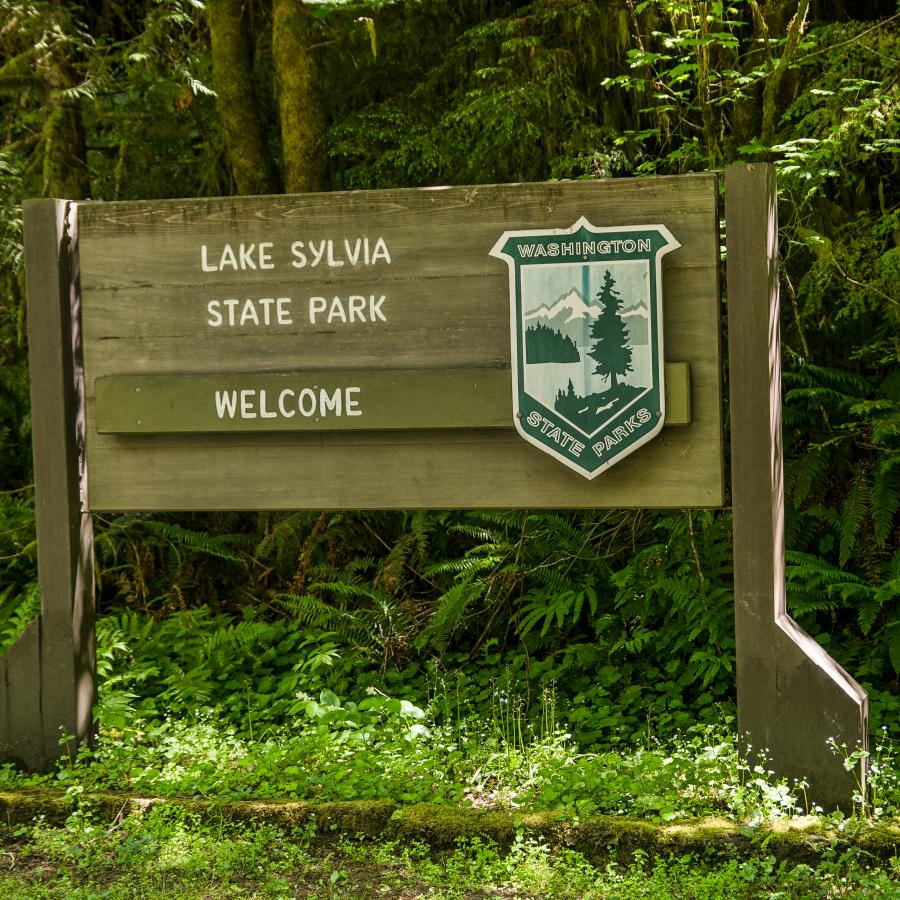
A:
[0, 0, 897, 887]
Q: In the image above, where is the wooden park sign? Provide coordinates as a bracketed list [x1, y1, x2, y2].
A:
[4, 165, 868, 810]
[73, 176, 720, 511]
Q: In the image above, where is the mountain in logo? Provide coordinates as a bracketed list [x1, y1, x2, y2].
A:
[524, 288, 649, 345]
[620, 302, 649, 345]
[523, 289, 599, 344]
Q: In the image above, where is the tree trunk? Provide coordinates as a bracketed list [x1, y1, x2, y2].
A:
[38, 3, 91, 199]
[272, 0, 326, 193]
[206, 0, 280, 195]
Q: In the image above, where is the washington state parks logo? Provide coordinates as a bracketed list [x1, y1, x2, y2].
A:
[490, 218, 680, 478]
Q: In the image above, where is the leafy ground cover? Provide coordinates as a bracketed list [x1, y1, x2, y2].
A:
[3, 607, 898, 823]
[0, 611, 899, 896]
[2, 804, 900, 899]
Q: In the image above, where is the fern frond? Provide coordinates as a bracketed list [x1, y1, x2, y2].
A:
[839, 475, 870, 566]
[273, 592, 356, 635]
[139, 518, 244, 563]
[416, 576, 482, 653]
[871, 460, 899, 547]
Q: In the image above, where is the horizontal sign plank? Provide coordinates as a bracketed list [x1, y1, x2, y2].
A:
[94, 364, 691, 433]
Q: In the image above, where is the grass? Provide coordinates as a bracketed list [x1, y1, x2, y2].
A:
[1, 689, 898, 825]
[0, 616, 898, 896]
[2, 806, 899, 899]
[0, 710, 819, 821]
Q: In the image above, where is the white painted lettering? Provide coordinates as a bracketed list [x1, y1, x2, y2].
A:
[371, 237, 391, 265]
[309, 240, 327, 267]
[258, 389, 277, 419]
[320, 388, 342, 416]
[309, 296, 327, 323]
[238, 243, 257, 270]
[219, 243, 238, 270]
[345, 386, 362, 416]
[326, 241, 344, 267]
[298, 388, 317, 416]
[278, 389, 296, 417]
[291, 241, 308, 268]
[215, 390, 238, 418]
[240, 299, 260, 326]
[201, 245, 217, 272]
[207, 300, 223, 327]
[349, 295, 366, 322]
[328, 296, 347, 324]
[344, 238, 362, 266]
[258, 242, 274, 269]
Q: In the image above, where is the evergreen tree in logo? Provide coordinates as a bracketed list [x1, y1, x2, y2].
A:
[588, 270, 632, 390]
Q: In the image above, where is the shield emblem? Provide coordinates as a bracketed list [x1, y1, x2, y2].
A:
[490, 218, 680, 478]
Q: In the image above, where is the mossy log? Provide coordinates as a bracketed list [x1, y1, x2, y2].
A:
[1, 789, 898, 865]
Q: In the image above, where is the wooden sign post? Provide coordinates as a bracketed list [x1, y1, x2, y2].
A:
[725, 165, 868, 810]
[4, 166, 867, 810]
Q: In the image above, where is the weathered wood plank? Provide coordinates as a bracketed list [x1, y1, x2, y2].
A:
[79, 277, 714, 373]
[17, 198, 95, 769]
[85, 422, 722, 511]
[3, 621, 42, 770]
[725, 163, 867, 811]
[94, 363, 693, 434]
[76, 177, 722, 511]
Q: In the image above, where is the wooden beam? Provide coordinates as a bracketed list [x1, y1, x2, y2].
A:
[0, 199, 96, 771]
[725, 163, 868, 811]
[94, 363, 693, 434]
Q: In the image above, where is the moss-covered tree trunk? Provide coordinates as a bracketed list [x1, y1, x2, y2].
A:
[272, 0, 326, 193]
[32, 3, 91, 199]
[206, 0, 280, 195]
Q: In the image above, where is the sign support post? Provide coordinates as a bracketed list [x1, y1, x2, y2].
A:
[725, 164, 868, 811]
[0, 199, 96, 769]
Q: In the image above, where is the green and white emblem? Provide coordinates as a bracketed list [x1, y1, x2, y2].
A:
[490, 218, 680, 478]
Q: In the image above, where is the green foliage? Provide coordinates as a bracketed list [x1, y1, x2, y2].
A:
[5, 807, 900, 899]
[0, 487, 38, 652]
[0, 0, 897, 791]
[11, 601, 900, 821]
[1, 606, 823, 821]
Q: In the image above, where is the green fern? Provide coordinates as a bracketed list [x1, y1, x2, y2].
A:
[416, 575, 483, 653]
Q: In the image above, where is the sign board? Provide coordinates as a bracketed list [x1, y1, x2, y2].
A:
[6, 167, 869, 814]
[76, 176, 723, 510]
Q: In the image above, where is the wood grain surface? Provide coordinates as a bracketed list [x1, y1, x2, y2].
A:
[76, 176, 723, 510]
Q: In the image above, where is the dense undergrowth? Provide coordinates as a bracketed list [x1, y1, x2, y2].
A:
[0, 1, 897, 735]
[2, 608, 899, 826]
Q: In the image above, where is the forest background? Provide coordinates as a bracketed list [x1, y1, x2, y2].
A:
[0, 0, 897, 767]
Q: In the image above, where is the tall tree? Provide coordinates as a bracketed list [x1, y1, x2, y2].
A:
[206, 0, 281, 195]
[273, 0, 327, 193]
